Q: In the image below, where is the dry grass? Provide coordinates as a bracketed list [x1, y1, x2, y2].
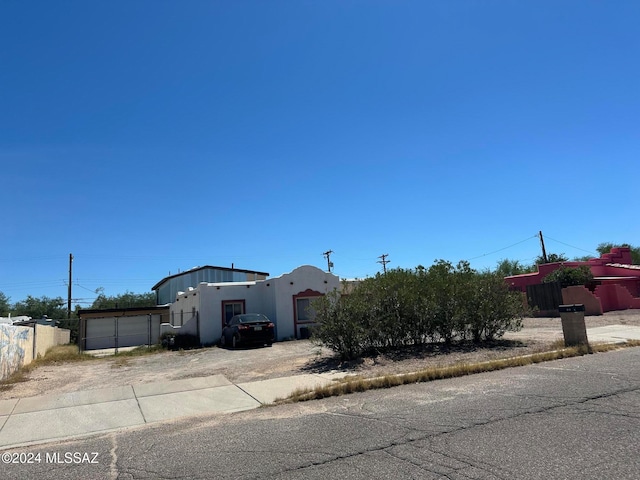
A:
[0, 370, 30, 390]
[0, 344, 96, 391]
[278, 340, 640, 403]
[591, 339, 640, 352]
[111, 357, 131, 368]
[109, 345, 164, 368]
[22, 345, 96, 372]
[112, 344, 165, 357]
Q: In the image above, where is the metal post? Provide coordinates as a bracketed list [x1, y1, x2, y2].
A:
[197, 311, 200, 345]
[32, 322, 37, 361]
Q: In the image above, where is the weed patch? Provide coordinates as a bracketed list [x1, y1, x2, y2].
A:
[35, 345, 96, 364]
[113, 345, 164, 357]
[111, 357, 131, 368]
[0, 344, 96, 392]
[0, 370, 30, 390]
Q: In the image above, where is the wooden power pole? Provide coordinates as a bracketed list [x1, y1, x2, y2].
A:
[538, 231, 548, 264]
[377, 254, 390, 273]
[323, 250, 334, 273]
[67, 253, 73, 318]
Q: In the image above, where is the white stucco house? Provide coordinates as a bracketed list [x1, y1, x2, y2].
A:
[168, 265, 340, 345]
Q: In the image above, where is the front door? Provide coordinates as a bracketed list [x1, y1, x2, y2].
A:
[222, 300, 245, 327]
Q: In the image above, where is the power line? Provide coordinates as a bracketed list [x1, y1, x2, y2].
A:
[543, 235, 597, 255]
[74, 282, 101, 294]
[466, 235, 538, 261]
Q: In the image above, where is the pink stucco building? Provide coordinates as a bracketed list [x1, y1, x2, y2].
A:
[505, 247, 640, 313]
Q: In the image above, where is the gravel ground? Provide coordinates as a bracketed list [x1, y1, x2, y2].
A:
[2, 310, 639, 401]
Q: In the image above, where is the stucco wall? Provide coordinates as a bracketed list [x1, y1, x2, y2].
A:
[561, 286, 603, 316]
[270, 266, 341, 339]
[0, 324, 34, 380]
[172, 290, 199, 327]
[595, 284, 640, 312]
[505, 247, 638, 294]
[197, 282, 264, 345]
[170, 266, 341, 344]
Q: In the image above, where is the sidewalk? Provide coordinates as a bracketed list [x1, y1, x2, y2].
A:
[1, 325, 640, 450]
[0, 371, 345, 449]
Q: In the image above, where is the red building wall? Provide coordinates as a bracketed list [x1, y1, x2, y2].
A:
[505, 247, 640, 313]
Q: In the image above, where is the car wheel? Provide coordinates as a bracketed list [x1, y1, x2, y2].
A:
[220, 334, 226, 348]
[232, 335, 238, 349]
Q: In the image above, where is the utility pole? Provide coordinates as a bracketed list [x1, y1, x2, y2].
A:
[538, 231, 548, 264]
[377, 253, 390, 273]
[322, 250, 334, 273]
[67, 253, 73, 318]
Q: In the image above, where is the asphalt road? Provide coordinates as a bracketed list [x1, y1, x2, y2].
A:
[3, 347, 640, 479]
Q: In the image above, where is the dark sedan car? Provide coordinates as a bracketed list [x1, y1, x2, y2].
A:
[220, 313, 275, 348]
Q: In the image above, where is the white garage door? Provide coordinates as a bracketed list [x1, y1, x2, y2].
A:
[84, 315, 162, 350]
[85, 317, 117, 350]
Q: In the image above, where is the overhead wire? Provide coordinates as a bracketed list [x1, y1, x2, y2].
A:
[73, 282, 101, 294]
[543, 235, 598, 256]
[465, 234, 538, 261]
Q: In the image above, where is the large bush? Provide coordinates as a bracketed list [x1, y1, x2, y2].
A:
[464, 272, 524, 342]
[311, 289, 368, 360]
[542, 266, 593, 288]
[312, 261, 525, 359]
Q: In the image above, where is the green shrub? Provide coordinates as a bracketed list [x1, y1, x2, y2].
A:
[311, 289, 368, 360]
[465, 272, 524, 342]
[542, 265, 593, 288]
[312, 261, 524, 359]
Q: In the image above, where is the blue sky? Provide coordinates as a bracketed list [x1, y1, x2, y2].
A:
[1, 1, 638, 307]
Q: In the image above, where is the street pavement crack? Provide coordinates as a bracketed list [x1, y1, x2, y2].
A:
[381, 448, 457, 479]
[261, 383, 640, 478]
[109, 433, 119, 480]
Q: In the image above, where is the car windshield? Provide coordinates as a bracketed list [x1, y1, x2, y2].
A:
[238, 314, 269, 323]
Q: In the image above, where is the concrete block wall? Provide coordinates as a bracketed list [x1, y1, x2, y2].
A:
[56, 327, 71, 346]
[34, 324, 71, 358]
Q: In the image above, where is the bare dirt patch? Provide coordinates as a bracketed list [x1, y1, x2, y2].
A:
[2, 310, 639, 401]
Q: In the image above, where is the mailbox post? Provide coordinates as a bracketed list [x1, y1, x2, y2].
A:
[558, 304, 589, 347]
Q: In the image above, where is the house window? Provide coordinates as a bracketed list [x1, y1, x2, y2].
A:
[222, 300, 245, 326]
[292, 289, 323, 339]
[295, 297, 316, 323]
